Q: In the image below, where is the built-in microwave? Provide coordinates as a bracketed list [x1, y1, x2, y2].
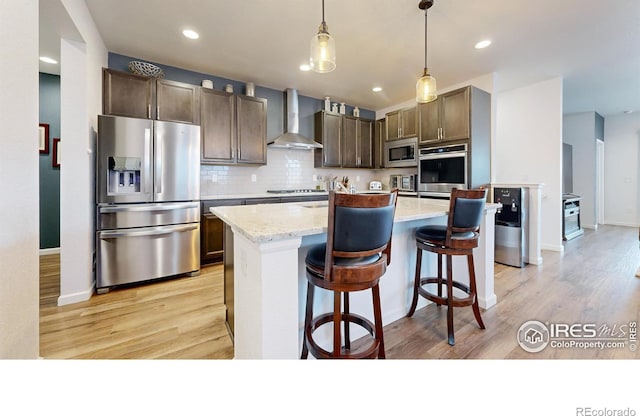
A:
[390, 174, 417, 193]
[385, 137, 418, 168]
[418, 143, 468, 197]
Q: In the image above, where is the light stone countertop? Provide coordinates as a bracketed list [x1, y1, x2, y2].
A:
[210, 196, 499, 244]
[200, 192, 329, 201]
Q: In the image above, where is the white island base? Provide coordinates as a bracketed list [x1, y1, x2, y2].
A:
[212, 198, 498, 359]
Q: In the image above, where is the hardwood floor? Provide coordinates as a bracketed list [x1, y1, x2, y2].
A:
[39, 258, 233, 359]
[39, 225, 640, 359]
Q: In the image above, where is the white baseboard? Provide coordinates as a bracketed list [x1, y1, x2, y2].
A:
[583, 224, 597, 230]
[39, 247, 60, 255]
[57, 281, 95, 306]
[603, 221, 640, 228]
[542, 244, 564, 253]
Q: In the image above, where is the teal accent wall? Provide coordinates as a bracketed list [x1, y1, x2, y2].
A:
[39, 73, 60, 249]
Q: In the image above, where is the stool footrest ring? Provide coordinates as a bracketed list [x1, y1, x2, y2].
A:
[305, 312, 380, 359]
[417, 277, 476, 307]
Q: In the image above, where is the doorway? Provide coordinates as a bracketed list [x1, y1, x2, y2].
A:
[596, 139, 605, 226]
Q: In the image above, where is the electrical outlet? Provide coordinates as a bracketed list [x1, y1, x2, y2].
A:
[211, 175, 218, 182]
[251, 174, 257, 182]
[356, 176, 360, 182]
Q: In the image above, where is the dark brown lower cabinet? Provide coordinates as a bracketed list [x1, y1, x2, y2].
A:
[201, 212, 225, 264]
[201, 199, 243, 265]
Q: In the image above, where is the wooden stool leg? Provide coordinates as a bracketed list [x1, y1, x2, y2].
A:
[407, 247, 422, 317]
[446, 254, 455, 346]
[343, 292, 351, 351]
[436, 253, 443, 306]
[467, 254, 485, 329]
[301, 281, 315, 359]
[333, 291, 342, 357]
[372, 284, 385, 359]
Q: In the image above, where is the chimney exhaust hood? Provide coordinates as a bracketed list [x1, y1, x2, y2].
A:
[267, 88, 323, 149]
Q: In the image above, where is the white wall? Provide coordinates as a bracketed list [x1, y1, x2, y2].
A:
[603, 113, 640, 227]
[495, 77, 564, 251]
[563, 112, 597, 228]
[0, 0, 40, 358]
[57, 0, 108, 305]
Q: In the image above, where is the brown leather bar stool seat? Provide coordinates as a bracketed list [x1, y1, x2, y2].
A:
[407, 188, 488, 346]
[301, 190, 398, 359]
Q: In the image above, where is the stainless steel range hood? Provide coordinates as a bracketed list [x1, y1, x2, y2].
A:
[267, 88, 323, 149]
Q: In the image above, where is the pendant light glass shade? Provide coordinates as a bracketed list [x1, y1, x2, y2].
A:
[310, 29, 336, 73]
[310, 0, 336, 73]
[416, 69, 437, 103]
[416, 0, 437, 103]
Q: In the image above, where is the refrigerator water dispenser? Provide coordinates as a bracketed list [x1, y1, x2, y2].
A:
[107, 156, 141, 195]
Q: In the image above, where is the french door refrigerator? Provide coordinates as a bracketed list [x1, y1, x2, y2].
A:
[96, 115, 201, 293]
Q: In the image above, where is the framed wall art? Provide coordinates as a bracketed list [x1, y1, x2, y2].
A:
[52, 138, 60, 168]
[39, 123, 49, 154]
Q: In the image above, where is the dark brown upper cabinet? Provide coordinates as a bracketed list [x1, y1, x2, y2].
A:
[102, 68, 199, 124]
[156, 79, 200, 125]
[385, 106, 417, 141]
[341, 116, 373, 168]
[103, 68, 154, 119]
[418, 86, 473, 144]
[314, 111, 342, 168]
[200, 88, 267, 165]
[236, 95, 267, 165]
[374, 118, 386, 169]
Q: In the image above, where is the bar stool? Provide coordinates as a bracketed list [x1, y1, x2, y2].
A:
[407, 188, 487, 346]
[301, 190, 398, 359]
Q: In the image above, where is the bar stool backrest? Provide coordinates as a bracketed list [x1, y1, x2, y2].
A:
[446, 188, 488, 248]
[324, 190, 399, 284]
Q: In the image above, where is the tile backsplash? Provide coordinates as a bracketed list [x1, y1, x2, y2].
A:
[200, 148, 414, 196]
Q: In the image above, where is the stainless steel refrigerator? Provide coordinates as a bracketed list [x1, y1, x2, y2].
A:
[96, 115, 201, 293]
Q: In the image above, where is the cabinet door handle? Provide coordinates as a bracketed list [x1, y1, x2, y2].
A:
[147, 104, 151, 119]
[157, 105, 160, 119]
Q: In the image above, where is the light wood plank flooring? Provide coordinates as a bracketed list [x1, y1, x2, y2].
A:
[40, 225, 640, 359]
[39, 260, 233, 359]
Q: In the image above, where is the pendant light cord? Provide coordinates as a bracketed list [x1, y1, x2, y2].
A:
[424, 7, 428, 70]
[322, 0, 326, 24]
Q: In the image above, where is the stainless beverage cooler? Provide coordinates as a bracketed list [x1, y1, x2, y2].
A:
[494, 187, 529, 268]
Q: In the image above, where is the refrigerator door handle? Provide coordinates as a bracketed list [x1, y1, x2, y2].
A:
[144, 128, 151, 194]
[99, 223, 198, 239]
[155, 135, 162, 194]
[99, 202, 199, 213]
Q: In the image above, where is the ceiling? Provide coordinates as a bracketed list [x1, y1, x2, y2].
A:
[42, 0, 640, 116]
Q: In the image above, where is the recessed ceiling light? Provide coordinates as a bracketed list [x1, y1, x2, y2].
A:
[39, 56, 58, 64]
[182, 29, 199, 40]
[372, 86, 383, 92]
[299, 64, 311, 71]
[475, 40, 491, 49]
[624, 110, 633, 114]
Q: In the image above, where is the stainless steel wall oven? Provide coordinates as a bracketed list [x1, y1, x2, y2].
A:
[418, 143, 468, 197]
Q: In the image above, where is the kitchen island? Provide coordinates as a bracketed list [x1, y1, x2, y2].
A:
[211, 196, 499, 359]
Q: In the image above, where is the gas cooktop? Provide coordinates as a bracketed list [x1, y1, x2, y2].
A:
[266, 189, 324, 194]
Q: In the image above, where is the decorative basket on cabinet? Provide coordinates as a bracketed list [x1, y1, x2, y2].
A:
[128, 61, 165, 78]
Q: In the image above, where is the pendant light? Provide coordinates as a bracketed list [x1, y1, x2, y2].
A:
[416, 0, 437, 103]
[310, 0, 336, 73]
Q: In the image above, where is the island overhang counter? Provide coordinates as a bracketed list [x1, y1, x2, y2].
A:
[211, 196, 499, 359]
